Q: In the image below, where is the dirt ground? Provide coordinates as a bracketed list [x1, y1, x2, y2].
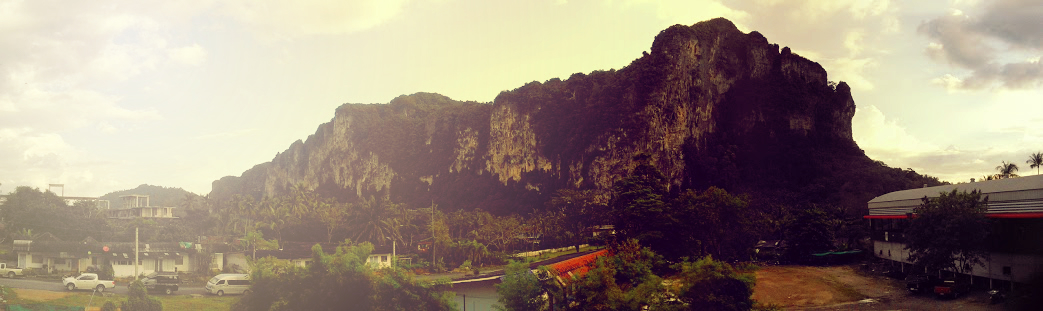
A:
[754, 265, 880, 308]
[753, 265, 1004, 311]
[11, 288, 70, 301]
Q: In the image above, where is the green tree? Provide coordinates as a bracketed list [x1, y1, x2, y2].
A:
[905, 189, 990, 273]
[481, 215, 526, 253]
[673, 256, 756, 311]
[610, 155, 669, 245]
[1027, 152, 1043, 175]
[121, 279, 162, 311]
[350, 197, 403, 246]
[233, 242, 455, 311]
[494, 240, 758, 311]
[259, 196, 298, 243]
[317, 200, 349, 244]
[496, 260, 547, 311]
[996, 161, 1020, 179]
[565, 240, 669, 311]
[671, 187, 759, 261]
[547, 189, 606, 252]
[783, 207, 836, 262]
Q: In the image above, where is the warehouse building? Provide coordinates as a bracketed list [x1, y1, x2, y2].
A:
[866, 174, 1043, 287]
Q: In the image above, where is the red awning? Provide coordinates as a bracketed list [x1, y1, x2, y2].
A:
[864, 213, 1043, 219]
[987, 212, 1043, 219]
[863, 215, 911, 219]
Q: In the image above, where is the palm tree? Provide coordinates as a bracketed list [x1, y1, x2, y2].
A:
[996, 161, 1020, 179]
[1027, 152, 1043, 175]
[349, 197, 402, 246]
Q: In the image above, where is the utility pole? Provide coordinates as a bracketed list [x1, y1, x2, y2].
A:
[431, 200, 435, 269]
[134, 227, 139, 280]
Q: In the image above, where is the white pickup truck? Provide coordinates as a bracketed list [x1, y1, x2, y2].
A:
[0, 263, 24, 278]
[63, 273, 116, 292]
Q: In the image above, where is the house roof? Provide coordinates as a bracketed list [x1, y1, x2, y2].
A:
[546, 249, 609, 281]
[13, 240, 195, 257]
[867, 174, 1043, 217]
[253, 242, 411, 260]
[255, 242, 338, 260]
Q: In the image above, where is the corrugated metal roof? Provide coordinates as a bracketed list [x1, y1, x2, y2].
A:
[867, 174, 1043, 216]
[869, 174, 1043, 204]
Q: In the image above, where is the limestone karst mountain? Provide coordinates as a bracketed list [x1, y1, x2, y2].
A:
[210, 18, 940, 215]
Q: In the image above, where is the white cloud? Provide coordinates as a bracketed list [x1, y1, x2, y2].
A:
[0, 0, 179, 195]
[831, 57, 876, 90]
[919, 0, 1043, 89]
[853, 105, 935, 158]
[168, 43, 208, 66]
[195, 128, 259, 140]
[931, 73, 965, 91]
[221, 0, 411, 39]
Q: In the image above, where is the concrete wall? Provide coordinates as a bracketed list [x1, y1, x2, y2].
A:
[109, 254, 194, 277]
[874, 240, 1043, 283]
[367, 254, 392, 269]
[226, 252, 249, 273]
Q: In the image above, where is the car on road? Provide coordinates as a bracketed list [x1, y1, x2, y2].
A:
[0, 263, 25, 278]
[63, 273, 116, 292]
[205, 273, 251, 296]
[142, 272, 181, 295]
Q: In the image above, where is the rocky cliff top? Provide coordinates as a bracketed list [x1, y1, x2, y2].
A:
[210, 18, 935, 216]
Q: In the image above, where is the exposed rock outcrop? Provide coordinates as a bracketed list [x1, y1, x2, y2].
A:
[210, 18, 895, 214]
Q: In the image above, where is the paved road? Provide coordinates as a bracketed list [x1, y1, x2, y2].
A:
[0, 277, 208, 296]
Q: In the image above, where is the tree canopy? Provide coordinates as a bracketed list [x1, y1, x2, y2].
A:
[905, 189, 990, 273]
[233, 242, 455, 311]
[496, 240, 759, 311]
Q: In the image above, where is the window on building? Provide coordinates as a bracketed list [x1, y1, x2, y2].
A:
[381, 256, 388, 262]
[1003, 266, 1012, 276]
[92, 257, 98, 265]
[32, 256, 43, 264]
[54, 259, 65, 265]
[175, 256, 183, 265]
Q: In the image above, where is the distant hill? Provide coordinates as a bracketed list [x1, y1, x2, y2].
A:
[99, 184, 199, 209]
[209, 18, 943, 217]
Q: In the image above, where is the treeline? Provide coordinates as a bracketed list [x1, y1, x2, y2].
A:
[0, 153, 859, 271]
[0, 186, 201, 244]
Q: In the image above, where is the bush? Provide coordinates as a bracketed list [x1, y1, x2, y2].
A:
[121, 280, 162, 311]
[233, 242, 455, 311]
[101, 301, 118, 311]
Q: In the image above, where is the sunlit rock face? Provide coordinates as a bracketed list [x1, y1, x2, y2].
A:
[210, 18, 860, 214]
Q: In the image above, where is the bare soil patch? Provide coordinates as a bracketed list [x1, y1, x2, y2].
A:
[753, 265, 895, 308]
[12, 288, 70, 301]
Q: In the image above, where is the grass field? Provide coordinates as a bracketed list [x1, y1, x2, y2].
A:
[4, 287, 237, 311]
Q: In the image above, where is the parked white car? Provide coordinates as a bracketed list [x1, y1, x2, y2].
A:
[0, 263, 24, 278]
[205, 273, 251, 296]
[63, 273, 116, 292]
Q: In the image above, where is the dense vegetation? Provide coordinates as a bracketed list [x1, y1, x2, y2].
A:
[233, 243, 455, 311]
[497, 240, 760, 311]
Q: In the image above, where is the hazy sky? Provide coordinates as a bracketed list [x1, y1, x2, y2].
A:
[2, 0, 1042, 197]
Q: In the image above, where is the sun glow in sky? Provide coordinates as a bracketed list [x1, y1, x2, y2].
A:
[2, 0, 1042, 196]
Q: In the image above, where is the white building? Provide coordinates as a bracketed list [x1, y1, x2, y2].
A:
[866, 174, 1043, 287]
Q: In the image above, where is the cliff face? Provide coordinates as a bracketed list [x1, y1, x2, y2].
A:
[211, 18, 880, 214]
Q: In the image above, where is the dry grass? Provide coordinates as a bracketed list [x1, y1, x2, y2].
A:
[6, 288, 237, 311]
[752, 265, 879, 308]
